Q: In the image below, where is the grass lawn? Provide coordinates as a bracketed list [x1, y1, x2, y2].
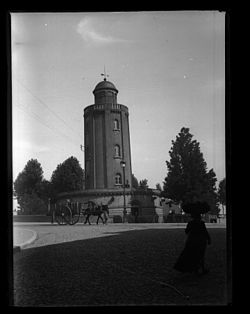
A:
[13, 227, 228, 306]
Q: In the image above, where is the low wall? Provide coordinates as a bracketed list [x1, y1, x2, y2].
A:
[13, 215, 51, 223]
[13, 213, 159, 224]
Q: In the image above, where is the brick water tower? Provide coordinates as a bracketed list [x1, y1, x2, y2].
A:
[56, 76, 161, 222]
[84, 77, 132, 192]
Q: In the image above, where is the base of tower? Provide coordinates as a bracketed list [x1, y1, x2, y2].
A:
[54, 188, 165, 223]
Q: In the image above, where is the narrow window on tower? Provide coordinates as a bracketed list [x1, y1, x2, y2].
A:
[115, 173, 122, 185]
[114, 144, 121, 158]
[113, 119, 120, 131]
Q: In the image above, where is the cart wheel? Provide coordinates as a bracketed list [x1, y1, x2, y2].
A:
[68, 206, 80, 225]
[55, 205, 71, 225]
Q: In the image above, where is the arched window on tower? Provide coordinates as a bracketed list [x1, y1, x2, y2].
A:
[114, 119, 120, 130]
[115, 173, 122, 185]
[114, 144, 121, 158]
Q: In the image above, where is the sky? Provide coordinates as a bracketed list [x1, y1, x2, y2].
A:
[11, 11, 225, 189]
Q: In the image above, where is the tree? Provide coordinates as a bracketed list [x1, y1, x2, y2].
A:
[156, 183, 162, 191]
[218, 178, 226, 205]
[163, 127, 219, 213]
[14, 159, 44, 197]
[13, 159, 48, 214]
[132, 173, 139, 189]
[50, 156, 84, 194]
[138, 179, 149, 190]
[218, 178, 226, 215]
[37, 179, 54, 201]
[18, 192, 47, 215]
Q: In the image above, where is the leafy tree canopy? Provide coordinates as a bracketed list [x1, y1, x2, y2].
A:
[18, 192, 47, 215]
[13, 159, 49, 214]
[163, 127, 219, 214]
[156, 183, 162, 191]
[132, 173, 139, 189]
[50, 156, 84, 194]
[138, 179, 149, 190]
[14, 159, 44, 197]
[218, 177, 226, 205]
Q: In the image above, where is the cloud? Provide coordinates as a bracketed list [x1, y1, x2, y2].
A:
[76, 17, 128, 45]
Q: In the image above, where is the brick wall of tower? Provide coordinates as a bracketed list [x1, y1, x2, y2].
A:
[94, 111, 105, 189]
[84, 103, 132, 190]
[84, 80, 132, 191]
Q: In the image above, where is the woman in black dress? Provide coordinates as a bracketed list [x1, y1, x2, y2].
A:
[174, 211, 211, 275]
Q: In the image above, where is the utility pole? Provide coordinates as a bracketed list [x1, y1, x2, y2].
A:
[120, 160, 127, 223]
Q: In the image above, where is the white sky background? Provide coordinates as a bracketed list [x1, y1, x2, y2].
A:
[12, 11, 225, 188]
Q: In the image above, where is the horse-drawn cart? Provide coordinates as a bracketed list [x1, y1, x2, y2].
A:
[53, 200, 110, 226]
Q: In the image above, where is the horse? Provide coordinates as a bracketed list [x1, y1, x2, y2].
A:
[83, 204, 109, 225]
[97, 205, 109, 225]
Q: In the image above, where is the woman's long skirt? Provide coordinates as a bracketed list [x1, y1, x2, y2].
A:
[174, 237, 207, 273]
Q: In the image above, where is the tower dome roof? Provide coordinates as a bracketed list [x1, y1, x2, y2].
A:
[93, 79, 118, 93]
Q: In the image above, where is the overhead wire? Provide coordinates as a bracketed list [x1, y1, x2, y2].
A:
[14, 79, 83, 140]
[15, 103, 81, 147]
[14, 105, 84, 181]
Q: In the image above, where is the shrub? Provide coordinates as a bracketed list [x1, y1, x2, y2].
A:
[113, 215, 122, 223]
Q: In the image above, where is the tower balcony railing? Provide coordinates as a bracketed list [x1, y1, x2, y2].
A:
[93, 103, 121, 110]
[111, 104, 121, 110]
[84, 103, 128, 115]
[93, 104, 104, 110]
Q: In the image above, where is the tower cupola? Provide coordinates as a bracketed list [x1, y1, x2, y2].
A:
[93, 78, 118, 105]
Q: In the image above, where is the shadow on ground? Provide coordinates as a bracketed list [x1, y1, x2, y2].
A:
[13, 228, 227, 306]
